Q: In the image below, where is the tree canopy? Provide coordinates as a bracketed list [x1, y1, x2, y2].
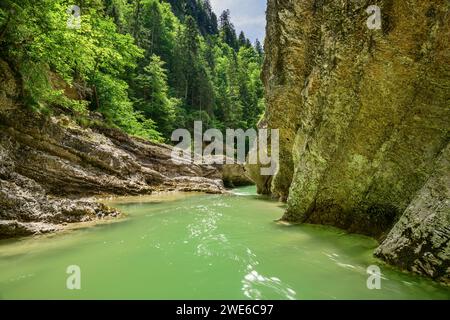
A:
[0, 0, 265, 142]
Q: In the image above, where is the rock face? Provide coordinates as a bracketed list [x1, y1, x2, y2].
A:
[222, 163, 254, 188]
[0, 60, 225, 239]
[259, 0, 449, 282]
[375, 144, 450, 283]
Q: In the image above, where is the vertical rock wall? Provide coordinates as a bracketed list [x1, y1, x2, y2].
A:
[260, 0, 449, 282]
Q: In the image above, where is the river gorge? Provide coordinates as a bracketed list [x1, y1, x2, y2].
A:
[0, 0, 449, 301]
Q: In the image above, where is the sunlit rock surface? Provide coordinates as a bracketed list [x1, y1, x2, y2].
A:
[255, 0, 449, 282]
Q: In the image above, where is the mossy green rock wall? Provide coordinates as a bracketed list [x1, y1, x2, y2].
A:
[261, 0, 449, 282]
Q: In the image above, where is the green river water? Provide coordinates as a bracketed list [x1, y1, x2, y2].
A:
[0, 186, 449, 300]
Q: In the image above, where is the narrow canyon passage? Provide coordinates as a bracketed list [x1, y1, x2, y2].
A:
[0, 0, 448, 303]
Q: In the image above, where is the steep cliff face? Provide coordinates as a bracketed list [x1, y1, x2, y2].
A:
[260, 0, 449, 282]
[0, 59, 225, 239]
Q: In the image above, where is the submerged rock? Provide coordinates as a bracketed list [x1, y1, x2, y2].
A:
[257, 0, 450, 282]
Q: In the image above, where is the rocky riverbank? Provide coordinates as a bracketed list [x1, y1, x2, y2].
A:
[0, 58, 253, 239]
[253, 0, 449, 283]
[0, 108, 230, 238]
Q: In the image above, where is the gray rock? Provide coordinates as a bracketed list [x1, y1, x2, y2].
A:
[0, 59, 226, 240]
[375, 144, 450, 284]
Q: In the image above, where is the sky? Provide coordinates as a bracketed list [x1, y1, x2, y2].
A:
[210, 0, 267, 43]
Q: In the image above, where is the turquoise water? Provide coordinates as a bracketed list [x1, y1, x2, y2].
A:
[0, 186, 449, 300]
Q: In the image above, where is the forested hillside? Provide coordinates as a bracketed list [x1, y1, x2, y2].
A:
[0, 0, 265, 141]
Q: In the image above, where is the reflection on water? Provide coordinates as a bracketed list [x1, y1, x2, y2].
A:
[183, 198, 298, 300]
[0, 186, 449, 300]
[241, 248, 297, 300]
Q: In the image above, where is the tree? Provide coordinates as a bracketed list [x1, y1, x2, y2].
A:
[165, 0, 218, 36]
[255, 39, 264, 58]
[0, 0, 265, 142]
[219, 10, 238, 51]
[238, 31, 247, 48]
[237, 46, 265, 128]
[103, 0, 131, 32]
[133, 55, 179, 137]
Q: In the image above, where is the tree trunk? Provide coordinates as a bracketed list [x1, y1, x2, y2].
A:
[92, 85, 100, 110]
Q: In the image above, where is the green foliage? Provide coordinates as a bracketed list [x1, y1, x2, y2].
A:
[219, 9, 238, 50]
[94, 73, 163, 141]
[133, 55, 179, 136]
[0, 0, 265, 143]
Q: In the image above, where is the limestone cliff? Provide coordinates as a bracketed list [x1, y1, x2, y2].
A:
[0, 59, 225, 239]
[259, 0, 449, 283]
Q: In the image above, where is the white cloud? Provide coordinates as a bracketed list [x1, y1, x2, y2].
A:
[210, 0, 266, 42]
